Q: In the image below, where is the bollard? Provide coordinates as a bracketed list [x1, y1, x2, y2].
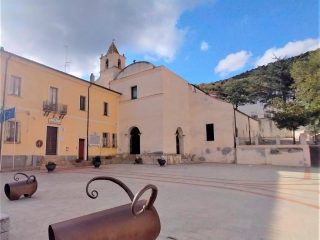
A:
[4, 173, 38, 201]
[48, 176, 161, 240]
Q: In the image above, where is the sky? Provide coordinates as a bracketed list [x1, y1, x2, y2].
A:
[1, 0, 319, 84]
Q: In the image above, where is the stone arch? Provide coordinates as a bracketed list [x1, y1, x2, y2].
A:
[130, 127, 141, 154]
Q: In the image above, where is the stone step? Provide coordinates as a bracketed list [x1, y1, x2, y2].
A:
[40, 156, 73, 170]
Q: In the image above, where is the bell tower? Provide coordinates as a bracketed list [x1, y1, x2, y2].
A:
[96, 40, 126, 88]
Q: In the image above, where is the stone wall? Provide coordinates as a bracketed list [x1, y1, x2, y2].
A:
[1, 155, 42, 170]
[137, 153, 182, 165]
[236, 145, 311, 167]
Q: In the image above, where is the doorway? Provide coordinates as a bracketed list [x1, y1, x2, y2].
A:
[176, 127, 183, 154]
[130, 127, 140, 154]
[46, 126, 58, 155]
[78, 139, 85, 160]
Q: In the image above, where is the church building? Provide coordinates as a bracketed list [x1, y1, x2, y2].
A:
[94, 42, 259, 164]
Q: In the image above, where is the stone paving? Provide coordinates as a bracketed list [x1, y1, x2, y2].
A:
[0, 163, 319, 240]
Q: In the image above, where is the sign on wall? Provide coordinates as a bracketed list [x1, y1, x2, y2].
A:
[89, 133, 101, 146]
[48, 117, 62, 125]
[0, 107, 16, 123]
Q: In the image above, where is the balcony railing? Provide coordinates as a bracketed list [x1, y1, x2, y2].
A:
[43, 101, 68, 118]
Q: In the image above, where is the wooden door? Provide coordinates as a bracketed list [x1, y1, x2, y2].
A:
[78, 139, 85, 160]
[46, 126, 58, 155]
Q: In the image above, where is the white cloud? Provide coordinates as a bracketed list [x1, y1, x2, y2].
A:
[1, 0, 208, 78]
[256, 38, 320, 66]
[214, 50, 252, 75]
[200, 41, 209, 51]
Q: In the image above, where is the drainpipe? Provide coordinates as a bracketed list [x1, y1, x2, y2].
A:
[233, 107, 238, 148]
[233, 107, 238, 164]
[86, 83, 92, 160]
[248, 116, 251, 144]
[0, 52, 11, 166]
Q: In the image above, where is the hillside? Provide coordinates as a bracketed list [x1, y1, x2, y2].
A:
[198, 49, 320, 94]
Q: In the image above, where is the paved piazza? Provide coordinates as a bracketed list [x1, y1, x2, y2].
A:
[0, 163, 319, 240]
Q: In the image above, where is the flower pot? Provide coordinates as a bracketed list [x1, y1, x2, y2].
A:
[157, 159, 166, 167]
[135, 158, 143, 164]
[46, 163, 56, 172]
[93, 161, 101, 168]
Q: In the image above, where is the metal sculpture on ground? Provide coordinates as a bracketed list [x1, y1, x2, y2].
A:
[48, 176, 161, 240]
[4, 172, 38, 200]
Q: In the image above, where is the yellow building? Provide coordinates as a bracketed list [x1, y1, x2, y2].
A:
[0, 49, 120, 170]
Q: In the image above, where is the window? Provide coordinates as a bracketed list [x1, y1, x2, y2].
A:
[102, 132, 110, 147]
[131, 86, 137, 99]
[112, 133, 117, 148]
[8, 75, 21, 96]
[118, 59, 121, 68]
[80, 96, 86, 111]
[206, 123, 214, 141]
[49, 87, 58, 104]
[5, 121, 20, 143]
[106, 59, 109, 68]
[103, 102, 108, 116]
[49, 87, 58, 111]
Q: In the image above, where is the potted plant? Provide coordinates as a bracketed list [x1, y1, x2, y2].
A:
[92, 156, 101, 168]
[134, 157, 143, 164]
[46, 161, 56, 172]
[157, 156, 166, 166]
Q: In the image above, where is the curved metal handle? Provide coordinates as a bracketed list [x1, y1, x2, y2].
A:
[14, 173, 36, 184]
[131, 184, 158, 216]
[86, 176, 134, 201]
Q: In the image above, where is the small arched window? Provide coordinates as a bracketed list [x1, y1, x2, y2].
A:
[118, 59, 121, 68]
[106, 59, 109, 68]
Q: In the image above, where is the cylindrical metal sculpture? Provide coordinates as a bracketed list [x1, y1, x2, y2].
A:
[4, 173, 38, 200]
[49, 176, 161, 240]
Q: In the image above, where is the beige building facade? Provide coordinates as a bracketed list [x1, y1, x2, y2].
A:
[95, 42, 259, 163]
[0, 50, 120, 169]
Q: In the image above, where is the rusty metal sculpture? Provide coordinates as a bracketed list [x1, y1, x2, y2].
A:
[48, 176, 161, 240]
[4, 172, 38, 200]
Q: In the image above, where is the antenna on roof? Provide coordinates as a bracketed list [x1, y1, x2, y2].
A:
[64, 45, 71, 73]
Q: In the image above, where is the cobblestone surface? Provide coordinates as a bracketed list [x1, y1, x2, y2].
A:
[0, 163, 319, 240]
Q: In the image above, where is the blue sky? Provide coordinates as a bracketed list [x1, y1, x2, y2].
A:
[128, 0, 319, 83]
[1, 0, 319, 84]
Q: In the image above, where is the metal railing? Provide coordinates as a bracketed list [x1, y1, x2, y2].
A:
[43, 101, 68, 116]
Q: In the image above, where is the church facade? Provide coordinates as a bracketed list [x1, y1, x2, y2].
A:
[95, 42, 259, 164]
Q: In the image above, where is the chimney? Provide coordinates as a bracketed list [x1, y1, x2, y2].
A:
[90, 73, 95, 82]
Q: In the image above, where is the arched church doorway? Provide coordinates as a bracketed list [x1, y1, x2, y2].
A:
[176, 128, 184, 154]
[130, 127, 140, 154]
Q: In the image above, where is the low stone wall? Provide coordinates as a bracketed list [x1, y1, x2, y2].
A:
[137, 153, 182, 165]
[236, 145, 311, 167]
[198, 147, 236, 164]
[1, 155, 42, 171]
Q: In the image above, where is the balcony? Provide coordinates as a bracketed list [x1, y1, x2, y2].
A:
[43, 101, 68, 118]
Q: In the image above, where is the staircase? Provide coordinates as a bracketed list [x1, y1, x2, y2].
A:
[40, 156, 73, 170]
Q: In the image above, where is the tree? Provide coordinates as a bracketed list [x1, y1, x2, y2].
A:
[216, 79, 255, 109]
[253, 57, 294, 105]
[270, 98, 310, 144]
[291, 50, 320, 142]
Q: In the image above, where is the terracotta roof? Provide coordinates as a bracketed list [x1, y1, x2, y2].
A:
[107, 41, 119, 55]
